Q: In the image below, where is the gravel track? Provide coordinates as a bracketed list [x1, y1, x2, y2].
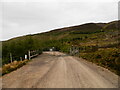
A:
[2, 52, 118, 88]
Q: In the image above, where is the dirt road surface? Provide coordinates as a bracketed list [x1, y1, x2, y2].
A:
[2, 52, 119, 88]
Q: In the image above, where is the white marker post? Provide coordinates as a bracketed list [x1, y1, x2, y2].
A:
[25, 55, 27, 60]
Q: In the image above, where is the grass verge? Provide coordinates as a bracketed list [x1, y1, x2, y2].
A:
[2, 59, 29, 76]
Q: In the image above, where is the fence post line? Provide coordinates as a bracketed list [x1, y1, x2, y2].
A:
[28, 50, 39, 59]
[10, 53, 12, 63]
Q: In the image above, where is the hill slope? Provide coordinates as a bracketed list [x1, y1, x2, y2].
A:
[2, 20, 120, 75]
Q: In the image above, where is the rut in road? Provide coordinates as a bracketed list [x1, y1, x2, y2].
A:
[2, 52, 118, 88]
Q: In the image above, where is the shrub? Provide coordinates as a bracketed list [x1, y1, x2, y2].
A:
[80, 48, 120, 75]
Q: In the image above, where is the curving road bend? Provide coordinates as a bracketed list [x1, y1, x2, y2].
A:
[2, 52, 119, 88]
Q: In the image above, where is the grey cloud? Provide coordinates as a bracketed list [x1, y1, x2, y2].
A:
[1, 1, 118, 40]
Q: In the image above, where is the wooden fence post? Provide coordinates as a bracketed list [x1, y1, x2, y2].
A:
[10, 53, 12, 63]
[70, 47, 72, 55]
[20, 57, 22, 61]
[28, 50, 31, 60]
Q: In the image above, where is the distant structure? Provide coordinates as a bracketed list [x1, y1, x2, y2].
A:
[49, 47, 55, 51]
[50, 49, 53, 51]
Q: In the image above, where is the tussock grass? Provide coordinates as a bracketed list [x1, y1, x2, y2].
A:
[2, 59, 29, 75]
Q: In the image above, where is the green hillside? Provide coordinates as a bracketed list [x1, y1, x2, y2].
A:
[2, 20, 120, 75]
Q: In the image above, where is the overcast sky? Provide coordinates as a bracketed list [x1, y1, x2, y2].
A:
[0, 0, 119, 41]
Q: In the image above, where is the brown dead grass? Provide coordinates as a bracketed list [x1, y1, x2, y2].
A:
[2, 59, 29, 75]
